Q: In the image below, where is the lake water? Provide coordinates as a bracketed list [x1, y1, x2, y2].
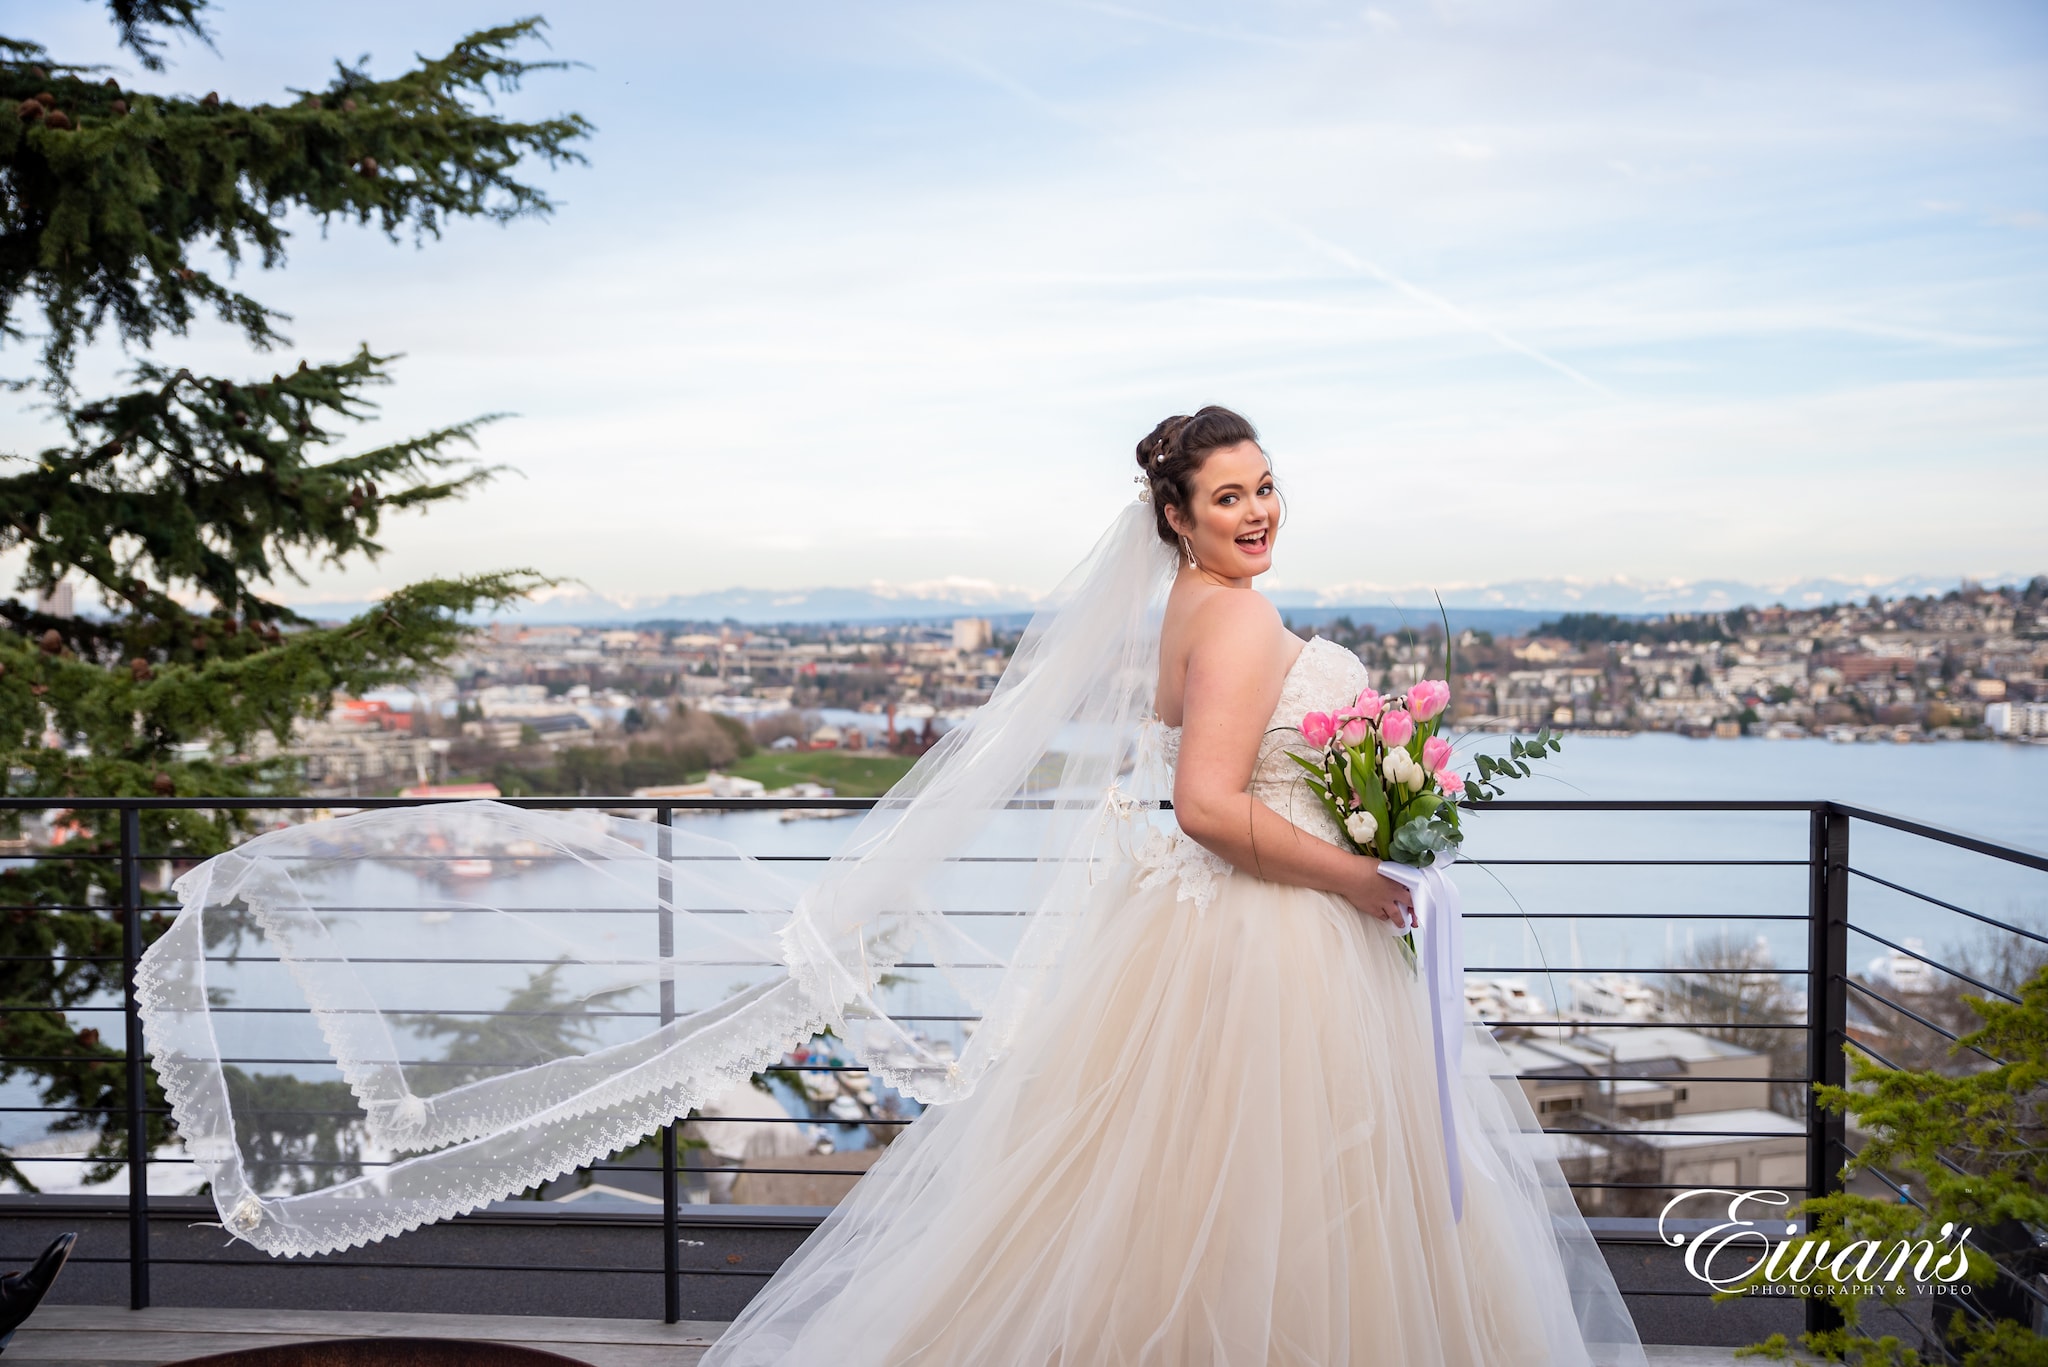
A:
[4, 735, 2043, 1164]
[1443, 733, 2048, 1007]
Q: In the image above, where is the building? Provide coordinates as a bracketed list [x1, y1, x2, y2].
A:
[399, 782, 502, 799]
[633, 773, 768, 801]
[951, 618, 992, 652]
[1494, 1024, 1805, 1215]
[1987, 700, 2048, 737]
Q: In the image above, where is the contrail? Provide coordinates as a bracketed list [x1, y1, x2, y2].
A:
[1262, 214, 1619, 400]
[902, 27, 1618, 402]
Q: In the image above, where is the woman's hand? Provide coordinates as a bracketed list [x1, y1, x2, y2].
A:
[1346, 857, 1415, 929]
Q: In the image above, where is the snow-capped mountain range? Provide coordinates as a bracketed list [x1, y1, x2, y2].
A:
[279, 571, 2036, 627]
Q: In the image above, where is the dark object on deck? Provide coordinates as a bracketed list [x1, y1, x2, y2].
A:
[168, 1340, 594, 1366]
[0, 1231, 77, 1354]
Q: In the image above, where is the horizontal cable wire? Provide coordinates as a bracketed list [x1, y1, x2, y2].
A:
[1842, 864, 2048, 946]
[1844, 922, 2020, 1004]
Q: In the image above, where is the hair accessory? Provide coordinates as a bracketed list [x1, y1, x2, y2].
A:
[1133, 475, 1151, 504]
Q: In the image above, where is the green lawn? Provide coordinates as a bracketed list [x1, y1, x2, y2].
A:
[728, 749, 916, 797]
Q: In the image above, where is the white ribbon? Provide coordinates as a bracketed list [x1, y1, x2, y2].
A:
[1376, 857, 1466, 1222]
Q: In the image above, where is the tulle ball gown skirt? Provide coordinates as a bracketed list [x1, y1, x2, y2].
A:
[704, 865, 1644, 1366]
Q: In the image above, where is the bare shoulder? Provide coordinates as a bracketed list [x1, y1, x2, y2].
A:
[1158, 586, 1295, 725]
[1183, 586, 1284, 655]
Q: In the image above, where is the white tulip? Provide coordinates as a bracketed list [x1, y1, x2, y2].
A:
[1343, 812, 1376, 846]
[1382, 752, 1403, 784]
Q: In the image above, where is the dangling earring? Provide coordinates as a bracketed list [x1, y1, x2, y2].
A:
[1178, 534, 1197, 570]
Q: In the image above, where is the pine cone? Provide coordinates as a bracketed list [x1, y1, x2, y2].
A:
[111, 100, 128, 115]
[130, 658, 153, 682]
[342, 97, 358, 113]
[223, 618, 240, 636]
[153, 772, 175, 796]
[231, 411, 247, 427]
[16, 100, 41, 122]
[38, 629, 62, 654]
[358, 156, 380, 178]
[104, 78, 120, 92]
[349, 487, 367, 510]
[201, 91, 221, 110]
[34, 93, 53, 107]
[43, 110, 71, 131]
[192, 634, 210, 654]
[29, 684, 47, 697]
[77, 1027, 100, 1048]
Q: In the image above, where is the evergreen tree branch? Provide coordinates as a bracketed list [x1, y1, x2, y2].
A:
[0, 347, 504, 649]
[0, 18, 590, 390]
[105, 1, 215, 72]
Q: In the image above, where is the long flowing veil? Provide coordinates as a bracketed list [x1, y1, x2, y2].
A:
[136, 502, 1177, 1258]
[136, 496, 1648, 1367]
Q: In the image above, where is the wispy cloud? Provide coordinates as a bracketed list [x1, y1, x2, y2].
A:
[2, 0, 2041, 602]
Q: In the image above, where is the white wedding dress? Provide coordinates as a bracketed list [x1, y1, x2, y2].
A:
[137, 502, 1644, 1364]
[703, 637, 1646, 1366]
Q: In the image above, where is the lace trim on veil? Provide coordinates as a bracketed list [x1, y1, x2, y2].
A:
[137, 502, 1178, 1257]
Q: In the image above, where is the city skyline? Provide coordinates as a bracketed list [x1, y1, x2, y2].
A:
[6, 0, 2044, 606]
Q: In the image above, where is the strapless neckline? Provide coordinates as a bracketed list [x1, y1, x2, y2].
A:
[1146, 634, 1371, 864]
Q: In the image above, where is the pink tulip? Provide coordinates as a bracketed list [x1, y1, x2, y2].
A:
[1339, 715, 1372, 745]
[1346, 688, 1385, 722]
[1379, 707, 1415, 747]
[1435, 768, 1466, 796]
[1422, 735, 1453, 772]
[1407, 679, 1451, 721]
[1300, 711, 1336, 748]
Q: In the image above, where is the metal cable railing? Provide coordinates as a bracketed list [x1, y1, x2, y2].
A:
[0, 793, 2042, 1353]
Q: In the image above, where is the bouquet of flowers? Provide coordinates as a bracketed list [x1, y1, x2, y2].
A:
[1289, 678, 1562, 950]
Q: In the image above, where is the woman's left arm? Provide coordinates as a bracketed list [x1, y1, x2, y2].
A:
[1172, 594, 1413, 927]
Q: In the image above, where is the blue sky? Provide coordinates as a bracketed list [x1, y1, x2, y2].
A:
[12, 1, 2046, 608]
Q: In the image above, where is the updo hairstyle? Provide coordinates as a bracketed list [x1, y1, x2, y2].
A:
[1133, 405, 1262, 548]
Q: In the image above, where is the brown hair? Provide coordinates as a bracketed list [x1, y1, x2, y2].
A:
[1133, 406, 1262, 547]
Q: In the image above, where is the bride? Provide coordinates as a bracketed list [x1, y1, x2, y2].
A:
[700, 409, 1646, 1365]
[139, 407, 1647, 1366]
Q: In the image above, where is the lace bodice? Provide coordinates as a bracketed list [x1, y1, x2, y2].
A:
[1136, 636, 1369, 911]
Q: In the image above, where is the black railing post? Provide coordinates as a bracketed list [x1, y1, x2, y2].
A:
[1805, 804, 1849, 1337]
[657, 805, 680, 1325]
[119, 802, 151, 1310]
